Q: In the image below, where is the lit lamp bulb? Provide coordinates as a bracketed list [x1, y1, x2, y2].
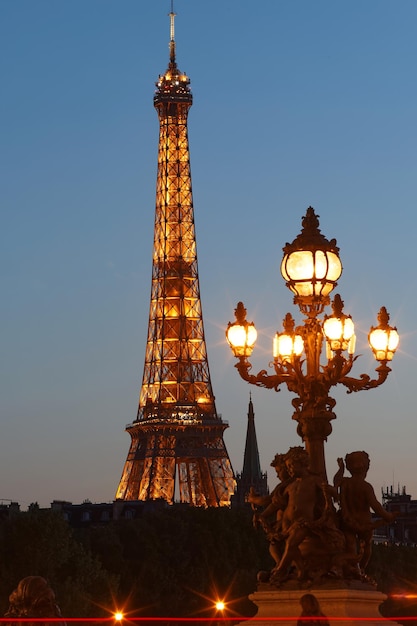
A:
[226, 302, 257, 358]
[280, 207, 342, 315]
[273, 313, 303, 362]
[369, 307, 399, 362]
[323, 294, 355, 356]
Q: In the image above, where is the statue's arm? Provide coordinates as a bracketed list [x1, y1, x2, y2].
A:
[247, 486, 271, 507]
[333, 457, 345, 489]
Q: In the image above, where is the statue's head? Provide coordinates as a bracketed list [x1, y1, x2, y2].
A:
[285, 446, 309, 477]
[345, 451, 370, 475]
[270, 453, 290, 480]
[299, 593, 321, 615]
[5, 576, 61, 622]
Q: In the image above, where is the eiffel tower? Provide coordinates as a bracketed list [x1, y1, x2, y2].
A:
[115, 8, 235, 506]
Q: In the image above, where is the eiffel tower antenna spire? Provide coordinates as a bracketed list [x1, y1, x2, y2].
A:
[169, 1, 176, 64]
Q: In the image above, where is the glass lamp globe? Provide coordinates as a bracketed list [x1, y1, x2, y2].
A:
[323, 294, 355, 353]
[273, 333, 304, 362]
[369, 307, 399, 362]
[273, 313, 303, 362]
[281, 208, 342, 314]
[226, 302, 257, 358]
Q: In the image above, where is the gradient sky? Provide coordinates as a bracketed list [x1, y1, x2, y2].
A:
[2, 1, 417, 508]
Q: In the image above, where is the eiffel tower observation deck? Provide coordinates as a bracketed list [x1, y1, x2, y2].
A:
[116, 8, 235, 506]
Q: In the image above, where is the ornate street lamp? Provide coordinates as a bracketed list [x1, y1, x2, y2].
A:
[226, 301, 257, 358]
[226, 207, 399, 480]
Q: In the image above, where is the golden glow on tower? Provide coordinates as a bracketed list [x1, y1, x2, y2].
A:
[115, 9, 235, 506]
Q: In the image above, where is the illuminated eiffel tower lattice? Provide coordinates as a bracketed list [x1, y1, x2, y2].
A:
[116, 9, 235, 506]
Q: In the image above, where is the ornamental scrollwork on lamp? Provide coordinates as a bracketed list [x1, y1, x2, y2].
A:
[226, 207, 399, 479]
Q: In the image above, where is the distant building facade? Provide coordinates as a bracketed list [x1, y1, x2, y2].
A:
[50, 498, 170, 527]
[0, 501, 20, 520]
[373, 486, 417, 545]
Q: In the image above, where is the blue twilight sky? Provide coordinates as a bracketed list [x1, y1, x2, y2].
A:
[1, 1, 417, 508]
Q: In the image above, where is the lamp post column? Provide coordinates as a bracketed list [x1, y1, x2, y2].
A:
[295, 409, 334, 480]
[292, 316, 335, 480]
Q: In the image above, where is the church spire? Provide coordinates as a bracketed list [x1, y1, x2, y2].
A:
[232, 395, 268, 507]
[242, 393, 263, 480]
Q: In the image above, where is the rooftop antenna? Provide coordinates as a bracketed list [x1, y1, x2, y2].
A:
[169, 0, 176, 64]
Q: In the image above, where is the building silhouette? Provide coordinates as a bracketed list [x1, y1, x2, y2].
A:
[373, 486, 417, 546]
[232, 395, 268, 507]
[115, 10, 235, 506]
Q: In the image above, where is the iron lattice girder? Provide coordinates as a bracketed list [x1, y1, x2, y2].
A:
[116, 421, 235, 506]
[116, 44, 235, 505]
[140, 108, 213, 416]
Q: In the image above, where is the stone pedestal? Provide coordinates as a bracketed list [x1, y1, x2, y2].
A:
[243, 583, 399, 626]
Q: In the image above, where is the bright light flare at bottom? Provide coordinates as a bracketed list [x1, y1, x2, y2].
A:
[215, 601, 225, 611]
[114, 612, 124, 621]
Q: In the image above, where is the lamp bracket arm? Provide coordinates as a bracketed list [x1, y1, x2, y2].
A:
[235, 358, 289, 391]
[340, 363, 391, 394]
